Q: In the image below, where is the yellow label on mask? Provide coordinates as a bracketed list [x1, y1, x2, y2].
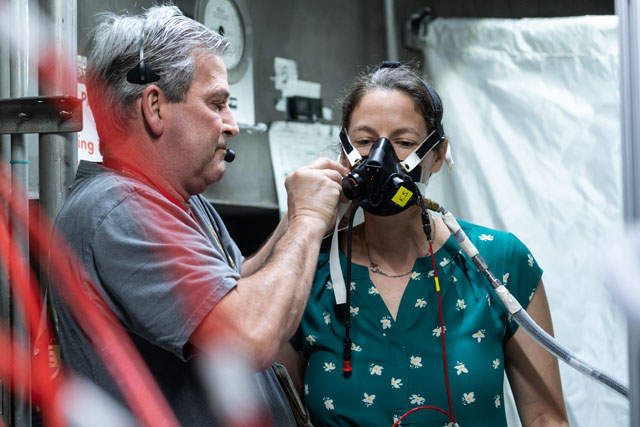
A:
[391, 186, 413, 207]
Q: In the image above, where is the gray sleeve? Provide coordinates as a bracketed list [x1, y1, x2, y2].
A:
[91, 190, 239, 360]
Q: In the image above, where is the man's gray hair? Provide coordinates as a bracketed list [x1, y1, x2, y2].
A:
[86, 5, 228, 148]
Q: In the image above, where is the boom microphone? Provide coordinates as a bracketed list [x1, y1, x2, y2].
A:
[224, 149, 236, 163]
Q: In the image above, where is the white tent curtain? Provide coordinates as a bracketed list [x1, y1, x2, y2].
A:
[421, 16, 628, 426]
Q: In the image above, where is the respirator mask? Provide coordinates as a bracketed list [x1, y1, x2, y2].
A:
[339, 62, 447, 216]
[340, 126, 445, 216]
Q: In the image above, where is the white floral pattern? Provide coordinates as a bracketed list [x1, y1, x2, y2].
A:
[479, 234, 494, 241]
[323, 397, 334, 410]
[472, 329, 486, 343]
[362, 393, 375, 407]
[462, 392, 476, 405]
[323, 362, 336, 372]
[381, 316, 392, 329]
[391, 377, 403, 388]
[454, 361, 469, 375]
[369, 364, 383, 376]
[432, 326, 447, 337]
[410, 356, 423, 368]
[502, 272, 510, 285]
[323, 311, 331, 325]
[410, 394, 425, 405]
[296, 222, 542, 426]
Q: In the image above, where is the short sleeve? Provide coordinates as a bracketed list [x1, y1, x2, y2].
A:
[502, 233, 543, 340]
[92, 189, 239, 360]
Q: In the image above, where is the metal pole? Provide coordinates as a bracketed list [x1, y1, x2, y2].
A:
[39, 0, 78, 280]
[0, 13, 8, 161]
[384, 0, 399, 61]
[10, 0, 31, 425]
[39, 0, 78, 214]
[615, 0, 640, 425]
[0, 2, 11, 424]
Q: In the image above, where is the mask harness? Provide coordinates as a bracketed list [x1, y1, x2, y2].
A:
[329, 61, 628, 427]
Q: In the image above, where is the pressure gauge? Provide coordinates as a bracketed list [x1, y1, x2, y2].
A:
[195, 0, 253, 84]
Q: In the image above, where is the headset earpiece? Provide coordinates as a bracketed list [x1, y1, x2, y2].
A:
[126, 22, 160, 84]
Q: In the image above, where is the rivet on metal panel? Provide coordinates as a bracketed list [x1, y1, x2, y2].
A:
[18, 112, 31, 120]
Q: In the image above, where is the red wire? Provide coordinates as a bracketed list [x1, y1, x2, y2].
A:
[391, 405, 455, 427]
[428, 239, 456, 422]
[0, 193, 63, 427]
[0, 161, 180, 427]
[392, 238, 457, 426]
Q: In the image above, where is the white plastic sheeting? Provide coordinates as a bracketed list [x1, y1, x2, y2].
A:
[421, 16, 628, 426]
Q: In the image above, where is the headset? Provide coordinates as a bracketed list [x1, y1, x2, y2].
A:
[126, 22, 160, 85]
[125, 23, 236, 163]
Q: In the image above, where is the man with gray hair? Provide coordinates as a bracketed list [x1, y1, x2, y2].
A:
[51, 5, 347, 425]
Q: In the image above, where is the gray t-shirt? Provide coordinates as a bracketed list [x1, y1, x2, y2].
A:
[51, 161, 295, 426]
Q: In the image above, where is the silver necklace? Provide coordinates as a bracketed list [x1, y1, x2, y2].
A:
[364, 214, 436, 278]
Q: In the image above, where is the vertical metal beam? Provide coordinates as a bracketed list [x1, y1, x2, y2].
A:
[615, 0, 640, 425]
[0, 3, 11, 423]
[10, 0, 31, 425]
[0, 10, 9, 161]
[384, 0, 399, 61]
[39, 0, 78, 275]
[37, 4, 78, 420]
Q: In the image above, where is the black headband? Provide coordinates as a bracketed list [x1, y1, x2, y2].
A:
[374, 61, 445, 141]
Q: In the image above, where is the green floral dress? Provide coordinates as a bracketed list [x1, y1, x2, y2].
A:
[292, 220, 542, 426]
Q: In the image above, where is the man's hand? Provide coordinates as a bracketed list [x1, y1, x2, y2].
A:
[284, 158, 349, 235]
[194, 158, 349, 370]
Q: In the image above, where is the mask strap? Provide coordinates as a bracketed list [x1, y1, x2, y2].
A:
[329, 202, 351, 305]
[401, 129, 444, 173]
[339, 128, 363, 167]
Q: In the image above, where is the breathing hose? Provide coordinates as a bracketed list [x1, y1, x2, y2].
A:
[421, 198, 629, 398]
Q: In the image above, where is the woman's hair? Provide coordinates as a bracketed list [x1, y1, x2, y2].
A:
[340, 63, 443, 136]
[86, 5, 228, 150]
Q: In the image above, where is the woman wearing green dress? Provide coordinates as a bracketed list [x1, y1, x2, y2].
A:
[279, 63, 569, 427]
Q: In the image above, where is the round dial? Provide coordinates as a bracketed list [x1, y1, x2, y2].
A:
[200, 0, 246, 74]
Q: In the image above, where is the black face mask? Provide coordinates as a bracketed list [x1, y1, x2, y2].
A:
[342, 136, 422, 216]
